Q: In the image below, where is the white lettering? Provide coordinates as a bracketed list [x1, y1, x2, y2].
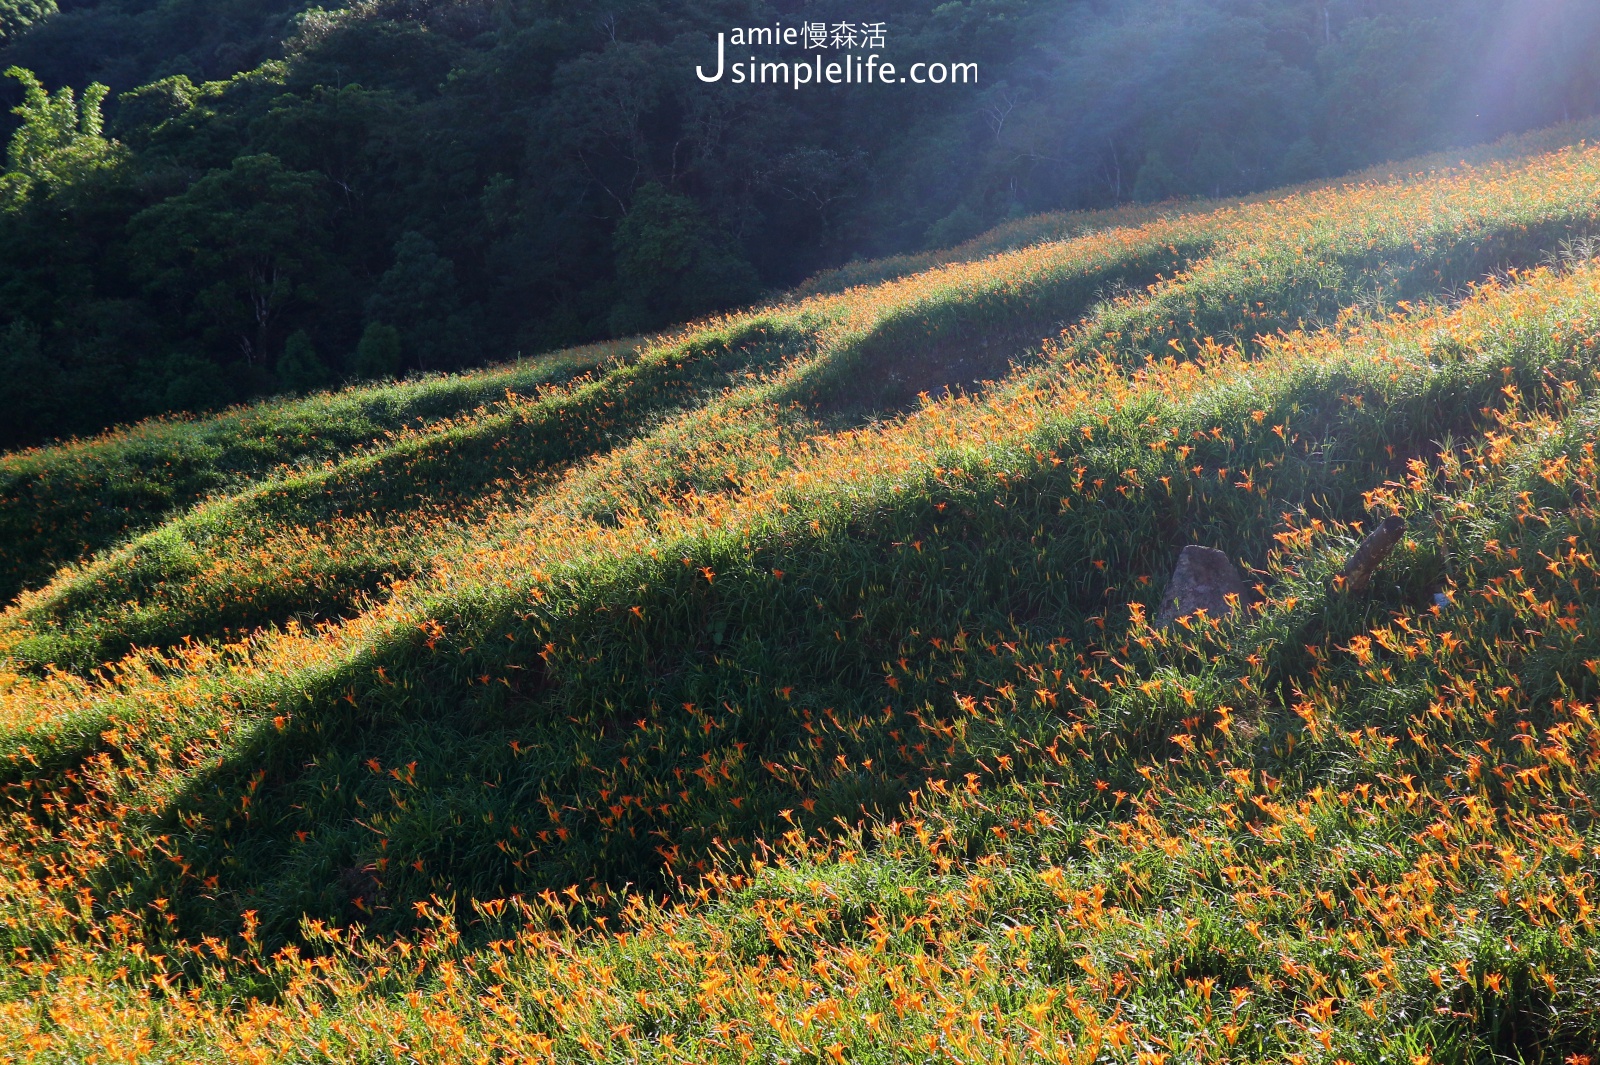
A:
[697, 33, 725, 82]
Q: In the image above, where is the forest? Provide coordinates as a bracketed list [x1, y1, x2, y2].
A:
[0, 0, 1598, 446]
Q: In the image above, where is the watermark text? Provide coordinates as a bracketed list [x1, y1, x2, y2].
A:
[695, 22, 976, 88]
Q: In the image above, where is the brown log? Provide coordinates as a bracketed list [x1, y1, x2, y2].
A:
[1340, 515, 1406, 593]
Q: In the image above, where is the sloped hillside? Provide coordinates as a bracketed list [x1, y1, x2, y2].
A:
[2, 138, 1600, 1061]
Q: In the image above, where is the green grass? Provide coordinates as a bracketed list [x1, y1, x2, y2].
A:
[3, 134, 1600, 1060]
[10, 139, 1599, 678]
[793, 116, 1600, 299]
[69, 260, 1596, 947]
[0, 214, 1202, 674]
[0, 340, 629, 603]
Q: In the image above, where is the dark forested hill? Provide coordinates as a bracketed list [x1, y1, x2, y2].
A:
[2, 0, 1599, 447]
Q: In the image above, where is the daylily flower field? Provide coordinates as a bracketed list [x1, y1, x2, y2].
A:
[3, 132, 1600, 1062]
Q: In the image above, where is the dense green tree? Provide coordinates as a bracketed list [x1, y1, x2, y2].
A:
[0, 319, 54, 441]
[352, 321, 403, 381]
[0, 0, 310, 91]
[0, 1, 54, 43]
[111, 74, 197, 147]
[276, 328, 331, 392]
[609, 183, 760, 336]
[137, 349, 234, 412]
[365, 231, 471, 372]
[126, 153, 328, 369]
[1, 64, 117, 206]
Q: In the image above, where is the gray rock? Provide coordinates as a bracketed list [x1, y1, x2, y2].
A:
[1155, 545, 1248, 628]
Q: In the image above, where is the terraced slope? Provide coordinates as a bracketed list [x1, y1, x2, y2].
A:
[2, 139, 1600, 1061]
[793, 117, 1600, 299]
[9, 145, 1598, 677]
[0, 340, 630, 602]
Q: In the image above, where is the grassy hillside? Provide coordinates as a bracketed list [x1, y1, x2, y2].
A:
[0, 339, 630, 602]
[792, 118, 1600, 299]
[3, 137, 1600, 1060]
